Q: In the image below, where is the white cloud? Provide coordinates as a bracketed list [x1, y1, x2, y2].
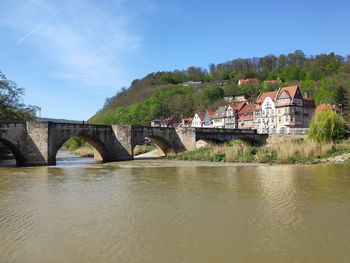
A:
[0, 0, 149, 93]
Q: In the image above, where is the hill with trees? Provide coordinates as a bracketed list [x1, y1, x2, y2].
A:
[90, 50, 350, 125]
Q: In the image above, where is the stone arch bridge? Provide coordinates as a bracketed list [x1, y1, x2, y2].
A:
[0, 121, 267, 166]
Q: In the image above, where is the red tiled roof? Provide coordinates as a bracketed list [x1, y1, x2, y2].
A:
[207, 109, 216, 118]
[229, 101, 246, 111]
[264, 80, 282, 85]
[256, 91, 278, 104]
[198, 111, 206, 121]
[239, 104, 255, 114]
[256, 86, 301, 104]
[315, 103, 340, 113]
[239, 78, 259, 84]
[238, 104, 255, 121]
[280, 85, 298, 99]
[162, 115, 180, 125]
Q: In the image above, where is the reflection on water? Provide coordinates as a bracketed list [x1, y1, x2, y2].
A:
[0, 158, 350, 262]
[56, 149, 98, 167]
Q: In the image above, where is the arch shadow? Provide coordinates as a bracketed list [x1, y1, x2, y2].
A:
[142, 135, 172, 156]
[50, 134, 111, 165]
[0, 139, 27, 166]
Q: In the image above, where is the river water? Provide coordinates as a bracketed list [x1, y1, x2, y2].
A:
[0, 153, 350, 262]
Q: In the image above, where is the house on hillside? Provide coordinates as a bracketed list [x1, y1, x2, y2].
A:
[151, 116, 180, 127]
[225, 101, 246, 129]
[315, 103, 342, 115]
[254, 86, 315, 134]
[238, 104, 255, 129]
[180, 81, 202, 87]
[192, 110, 212, 127]
[212, 106, 227, 128]
[206, 109, 216, 127]
[180, 117, 193, 127]
[238, 78, 259, 86]
[263, 79, 282, 88]
[223, 94, 247, 103]
[151, 119, 162, 127]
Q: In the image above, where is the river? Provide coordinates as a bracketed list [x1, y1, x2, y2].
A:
[0, 152, 350, 262]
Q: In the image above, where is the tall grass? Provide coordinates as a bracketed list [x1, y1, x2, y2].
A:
[270, 138, 335, 163]
[168, 137, 350, 164]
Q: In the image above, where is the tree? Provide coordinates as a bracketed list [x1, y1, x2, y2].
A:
[335, 85, 348, 112]
[0, 71, 34, 121]
[308, 110, 346, 143]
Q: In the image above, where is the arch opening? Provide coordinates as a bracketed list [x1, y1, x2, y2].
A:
[0, 139, 26, 167]
[132, 137, 158, 159]
[133, 135, 173, 159]
[52, 134, 110, 166]
[147, 135, 173, 156]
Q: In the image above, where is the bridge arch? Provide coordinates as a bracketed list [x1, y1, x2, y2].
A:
[49, 133, 111, 165]
[147, 135, 173, 155]
[132, 134, 174, 157]
[0, 138, 27, 166]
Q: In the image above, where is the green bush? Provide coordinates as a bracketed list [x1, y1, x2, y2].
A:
[308, 110, 346, 143]
[63, 137, 87, 150]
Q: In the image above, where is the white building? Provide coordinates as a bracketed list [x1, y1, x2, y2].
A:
[212, 106, 226, 128]
[224, 102, 246, 129]
[254, 86, 315, 134]
[191, 110, 212, 127]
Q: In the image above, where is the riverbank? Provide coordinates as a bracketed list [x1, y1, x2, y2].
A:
[167, 138, 350, 164]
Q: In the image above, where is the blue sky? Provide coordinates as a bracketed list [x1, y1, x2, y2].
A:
[0, 0, 349, 120]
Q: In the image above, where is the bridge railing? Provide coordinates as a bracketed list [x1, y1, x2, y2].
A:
[36, 117, 85, 124]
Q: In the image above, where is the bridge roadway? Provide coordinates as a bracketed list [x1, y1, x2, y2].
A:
[0, 121, 267, 166]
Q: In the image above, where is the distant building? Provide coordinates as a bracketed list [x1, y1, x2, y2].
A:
[214, 80, 226, 85]
[151, 119, 162, 127]
[263, 79, 282, 87]
[223, 94, 247, 103]
[180, 81, 203, 87]
[162, 116, 181, 127]
[225, 102, 246, 129]
[254, 86, 315, 134]
[212, 106, 227, 128]
[315, 103, 342, 115]
[192, 111, 212, 127]
[151, 116, 180, 127]
[238, 78, 259, 86]
[238, 104, 255, 129]
[180, 117, 193, 127]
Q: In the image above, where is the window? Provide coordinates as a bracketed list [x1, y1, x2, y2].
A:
[278, 117, 281, 123]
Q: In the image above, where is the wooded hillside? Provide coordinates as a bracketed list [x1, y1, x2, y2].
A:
[90, 50, 350, 125]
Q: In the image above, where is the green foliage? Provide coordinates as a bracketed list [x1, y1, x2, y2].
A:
[0, 71, 35, 121]
[203, 86, 224, 103]
[97, 85, 227, 125]
[308, 110, 347, 143]
[314, 79, 337, 105]
[63, 137, 88, 151]
[256, 148, 277, 163]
